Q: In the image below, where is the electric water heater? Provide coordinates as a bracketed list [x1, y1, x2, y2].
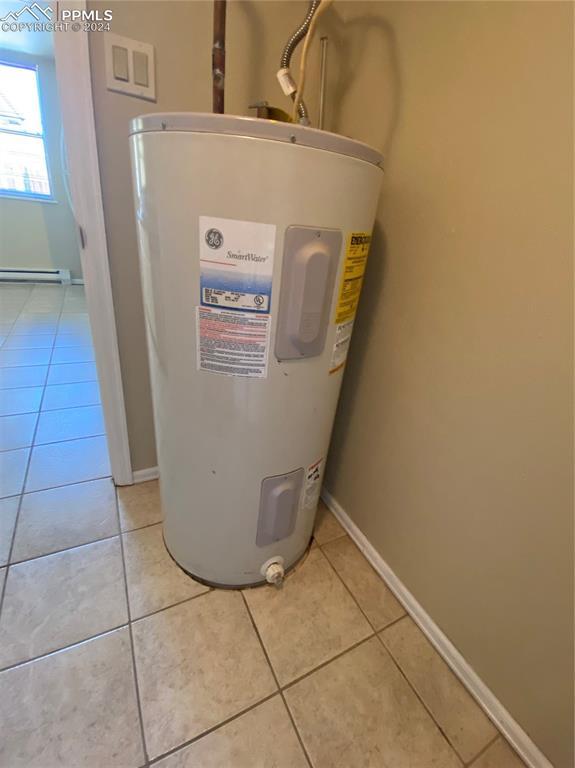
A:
[130, 113, 383, 587]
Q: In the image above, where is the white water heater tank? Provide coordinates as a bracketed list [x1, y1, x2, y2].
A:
[130, 113, 383, 587]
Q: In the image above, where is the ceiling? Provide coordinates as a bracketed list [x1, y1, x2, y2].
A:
[0, 1, 54, 57]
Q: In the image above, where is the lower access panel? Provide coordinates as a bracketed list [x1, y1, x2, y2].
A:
[275, 227, 341, 360]
[257, 468, 304, 546]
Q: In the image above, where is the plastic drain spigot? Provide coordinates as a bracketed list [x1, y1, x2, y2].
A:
[260, 556, 285, 587]
[265, 562, 285, 586]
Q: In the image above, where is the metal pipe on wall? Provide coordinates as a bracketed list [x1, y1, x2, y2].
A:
[278, 0, 320, 124]
[318, 36, 328, 130]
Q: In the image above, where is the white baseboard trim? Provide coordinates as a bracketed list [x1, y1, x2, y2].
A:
[71, 278, 85, 285]
[320, 487, 553, 768]
[132, 466, 159, 483]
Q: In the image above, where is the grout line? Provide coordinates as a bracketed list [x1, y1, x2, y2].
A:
[1, 344, 94, 353]
[9, 530, 121, 567]
[21, 469, 112, 496]
[41, 379, 98, 390]
[0, 378, 98, 390]
[0, 415, 41, 452]
[0, 286, 116, 679]
[280, 632, 376, 694]
[0, 377, 50, 393]
[376, 630, 467, 764]
[0, 396, 45, 414]
[0, 378, 97, 393]
[8, 327, 89, 334]
[315, 529, 348, 547]
[0, 294, 65, 620]
[114, 485, 150, 767]
[240, 591, 314, 768]
[120, 519, 164, 535]
[0, 356, 95, 370]
[0, 361, 52, 370]
[376, 612, 409, 633]
[320, 522, 480, 764]
[463, 734, 500, 766]
[276, 693, 315, 768]
[146, 690, 280, 766]
[0, 467, 112, 500]
[318, 538, 388, 633]
[0, 622, 129, 675]
[318, 536, 410, 635]
[7, 518, 162, 569]
[31, 429, 105, 450]
[0, 404, 88, 422]
[128, 588, 212, 626]
[0, 316, 20, 347]
[2, 344, 56, 352]
[316, 529, 486, 763]
[3, 473, 113, 504]
[35, 399, 102, 415]
[461, 729, 504, 766]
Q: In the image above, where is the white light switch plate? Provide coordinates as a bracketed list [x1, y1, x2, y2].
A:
[104, 33, 156, 101]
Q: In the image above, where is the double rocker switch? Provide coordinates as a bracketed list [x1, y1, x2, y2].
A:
[112, 45, 149, 87]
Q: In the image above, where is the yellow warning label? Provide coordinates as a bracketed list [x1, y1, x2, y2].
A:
[334, 232, 372, 324]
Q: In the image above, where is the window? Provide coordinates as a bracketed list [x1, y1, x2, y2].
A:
[0, 61, 52, 199]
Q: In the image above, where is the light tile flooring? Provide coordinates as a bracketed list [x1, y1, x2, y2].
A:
[0, 285, 528, 767]
[0, 284, 107, 499]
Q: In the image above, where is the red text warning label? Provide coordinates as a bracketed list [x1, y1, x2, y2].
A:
[196, 306, 270, 378]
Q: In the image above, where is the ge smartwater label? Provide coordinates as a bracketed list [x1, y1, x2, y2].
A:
[199, 216, 276, 313]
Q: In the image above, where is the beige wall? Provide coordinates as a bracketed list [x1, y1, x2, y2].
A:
[0, 50, 82, 279]
[318, 3, 573, 767]
[89, 3, 573, 765]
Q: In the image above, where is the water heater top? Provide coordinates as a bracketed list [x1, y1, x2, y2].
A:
[130, 112, 383, 169]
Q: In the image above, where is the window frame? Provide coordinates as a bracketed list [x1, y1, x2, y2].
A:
[0, 59, 55, 202]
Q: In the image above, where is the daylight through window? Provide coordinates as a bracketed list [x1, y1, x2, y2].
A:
[0, 61, 52, 199]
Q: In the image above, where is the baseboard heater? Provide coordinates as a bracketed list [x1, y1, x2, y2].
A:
[0, 268, 71, 285]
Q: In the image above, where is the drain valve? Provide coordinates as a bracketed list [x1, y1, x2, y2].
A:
[260, 556, 285, 587]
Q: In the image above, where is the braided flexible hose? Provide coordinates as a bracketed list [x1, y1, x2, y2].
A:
[279, 0, 320, 123]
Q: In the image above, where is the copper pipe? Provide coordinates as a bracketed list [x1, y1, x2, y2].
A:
[212, 0, 227, 113]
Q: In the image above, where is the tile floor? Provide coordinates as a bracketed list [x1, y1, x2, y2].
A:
[0, 283, 107, 499]
[0, 284, 528, 767]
